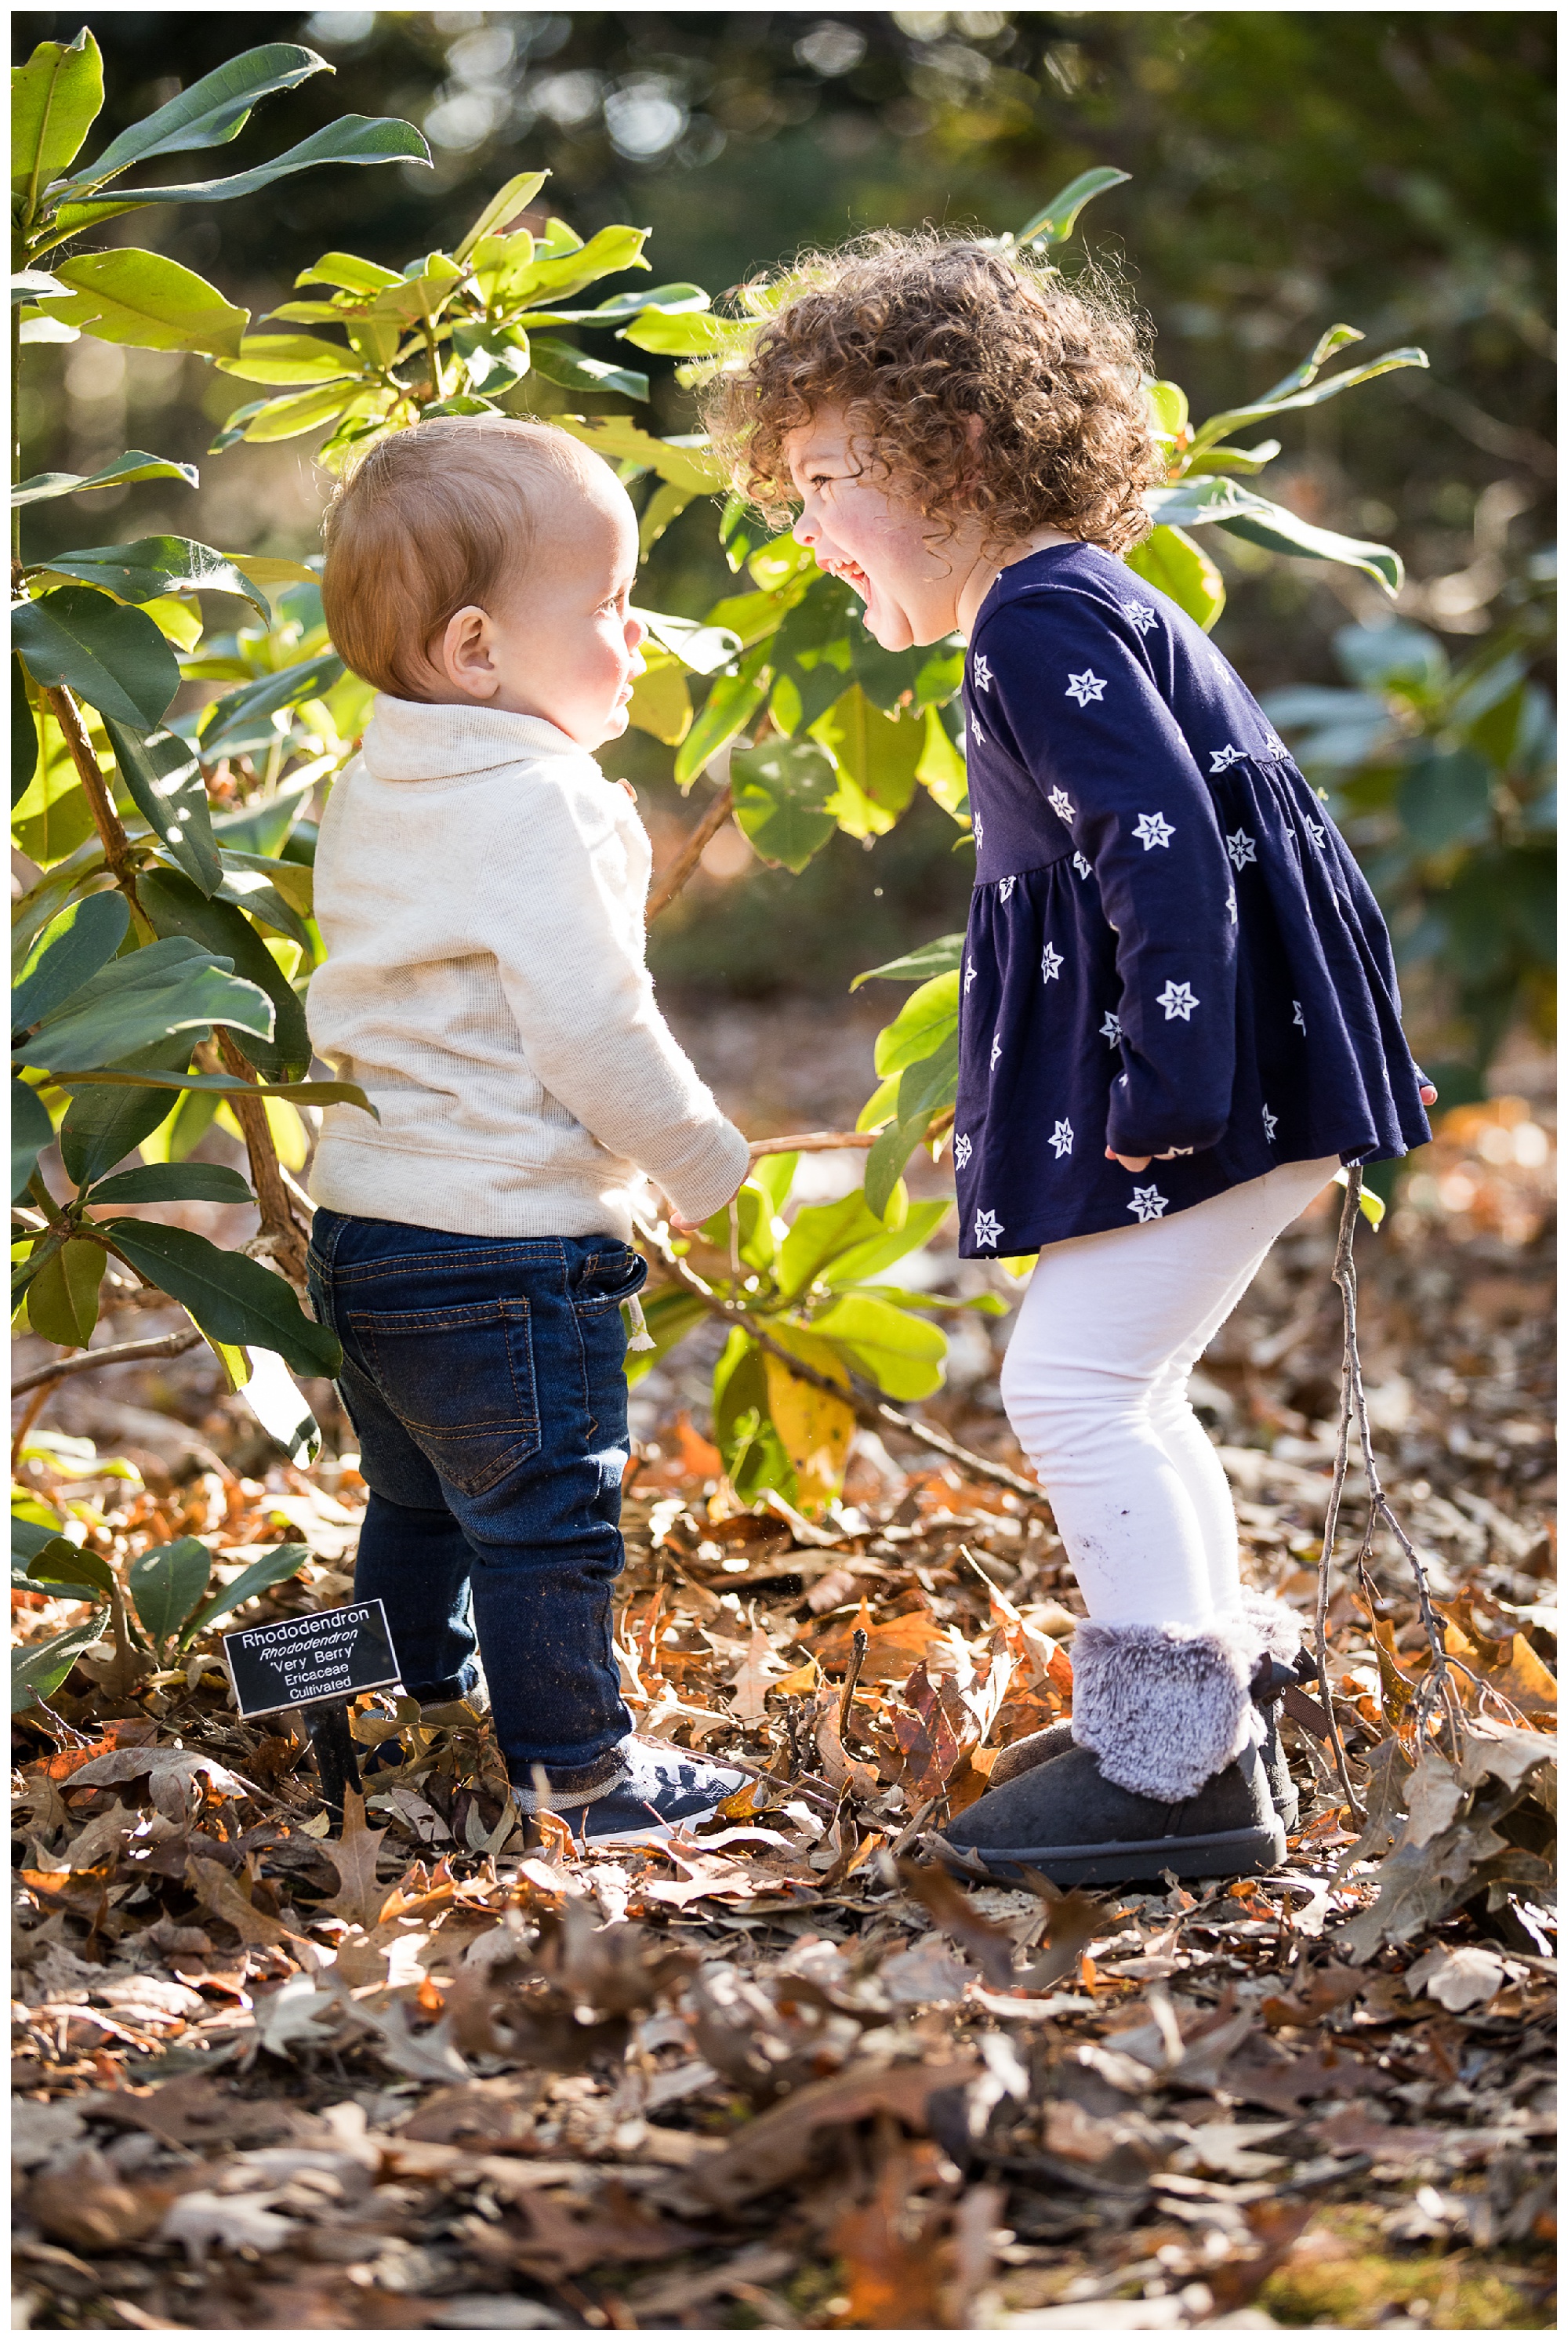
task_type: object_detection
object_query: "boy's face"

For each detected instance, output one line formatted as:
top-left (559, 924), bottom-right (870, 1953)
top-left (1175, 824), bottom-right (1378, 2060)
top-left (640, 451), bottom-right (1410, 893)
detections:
top-left (784, 406), bottom-right (982, 650)
top-left (435, 470), bottom-right (646, 748)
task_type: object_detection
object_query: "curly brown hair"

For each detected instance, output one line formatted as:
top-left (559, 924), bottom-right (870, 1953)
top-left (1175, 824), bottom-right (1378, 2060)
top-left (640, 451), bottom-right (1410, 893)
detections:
top-left (702, 231), bottom-right (1161, 556)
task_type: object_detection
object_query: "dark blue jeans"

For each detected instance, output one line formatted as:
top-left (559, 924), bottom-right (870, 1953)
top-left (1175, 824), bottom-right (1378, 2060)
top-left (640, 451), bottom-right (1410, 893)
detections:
top-left (306, 1211), bottom-right (647, 1795)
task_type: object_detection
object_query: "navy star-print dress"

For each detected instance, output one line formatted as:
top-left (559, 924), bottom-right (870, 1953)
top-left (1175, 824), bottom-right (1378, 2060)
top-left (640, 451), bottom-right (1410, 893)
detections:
top-left (953, 542), bottom-right (1431, 1259)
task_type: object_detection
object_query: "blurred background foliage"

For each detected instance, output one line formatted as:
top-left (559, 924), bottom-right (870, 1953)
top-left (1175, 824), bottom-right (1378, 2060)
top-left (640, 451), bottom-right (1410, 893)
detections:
top-left (13, 7), bottom-right (1555, 1078)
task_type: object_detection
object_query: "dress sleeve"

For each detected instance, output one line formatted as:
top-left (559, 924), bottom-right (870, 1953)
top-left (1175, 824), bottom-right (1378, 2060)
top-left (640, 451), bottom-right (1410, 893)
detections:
top-left (975, 590), bottom-right (1239, 1159)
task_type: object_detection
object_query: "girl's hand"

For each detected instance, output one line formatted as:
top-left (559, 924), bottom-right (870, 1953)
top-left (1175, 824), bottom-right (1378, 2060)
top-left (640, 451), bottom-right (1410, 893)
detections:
top-left (1105, 1146), bottom-right (1187, 1172)
top-left (1420, 1082), bottom-right (1438, 1107)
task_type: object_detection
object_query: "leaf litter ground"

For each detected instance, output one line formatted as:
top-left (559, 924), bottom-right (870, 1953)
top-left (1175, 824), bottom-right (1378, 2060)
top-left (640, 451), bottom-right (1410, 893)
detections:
top-left (12, 1094), bottom-right (1556, 2330)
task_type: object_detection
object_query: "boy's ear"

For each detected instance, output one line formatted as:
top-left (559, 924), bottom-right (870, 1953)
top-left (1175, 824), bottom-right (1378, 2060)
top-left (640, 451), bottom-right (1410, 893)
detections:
top-left (438, 604), bottom-right (499, 700)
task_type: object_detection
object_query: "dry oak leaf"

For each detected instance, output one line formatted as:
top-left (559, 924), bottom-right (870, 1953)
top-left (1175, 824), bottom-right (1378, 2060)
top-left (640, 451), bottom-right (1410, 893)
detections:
top-left (727, 1622), bottom-right (785, 1724)
top-left (829, 2143), bottom-right (952, 2329)
top-left (70, 1742), bottom-right (252, 1824)
top-left (24, 2157), bottom-right (176, 2252)
top-left (318, 1787), bottom-right (397, 1929)
top-left (679, 2056), bottom-right (981, 2212)
top-left (896, 1857), bottom-right (1018, 1987)
top-left (813, 1595), bottom-right (950, 1682)
top-left (490, 2181), bottom-right (710, 2284)
top-left (184, 1853), bottom-right (292, 1948)
top-left (1404, 1944), bottom-right (1510, 2013)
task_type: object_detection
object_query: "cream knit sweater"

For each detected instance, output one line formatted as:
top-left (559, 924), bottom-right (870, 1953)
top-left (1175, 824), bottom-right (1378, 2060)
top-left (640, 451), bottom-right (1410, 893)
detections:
top-left (306, 698), bottom-right (749, 1240)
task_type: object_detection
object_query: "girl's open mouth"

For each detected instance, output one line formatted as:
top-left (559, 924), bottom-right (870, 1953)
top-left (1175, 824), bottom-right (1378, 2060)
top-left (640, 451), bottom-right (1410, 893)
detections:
top-left (818, 553), bottom-right (871, 596)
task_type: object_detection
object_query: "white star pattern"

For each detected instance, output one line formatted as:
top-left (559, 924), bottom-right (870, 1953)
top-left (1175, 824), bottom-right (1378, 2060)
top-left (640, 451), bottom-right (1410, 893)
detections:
top-left (1262, 1105), bottom-right (1278, 1142)
top-left (954, 1132), bottom-right (972, 1170)
top-left (1072, 851), bottom-right (1092, 880)
top-left (1133, 811), bottom-right (1175, 851)
top-left (1292, 1000), bottom-right (1306, 1032)
top-left (1210, 744), bottom-right (1245, 774)
top-left (1050, 1118), bottom-right (1074, 1159)
top-left (1048, 786), bottom-right (1076, 822)
top-left (1040, 942), bottom-right (1064, 983)
top-left (972, 653), bottom-right (993, 691)
top-left (973, 814), bottom-right (983, 849)
top-left (1262, 733), bottom-right (1287, 758)
top-left (1157, 980), bottom-right (1200, 1022)
top-left (971, 718), bottom-right (985, 745)
top-left (1120, 599), bottom-right (1159, 634)
top-left (1226, 826), bottom-right (1258, 870)
top-left (1065, 669), bottom-right (1107, 708)
top-left (998, 874), bottom-right (1015, 903)
top-left (1226, 888), bottom-right (1238, 926)
top-left (1166, 1146), bottom-right (1195, 1156)
top-left (964, 957), bottom-right (977, 993)
top-left (1305, 818), bottom-right (1327, 849)
top-left (989, 1032), bottom-right (1002, 1071)
top-left (1099, 1009), bottom-right (1123, 1046)
top-left (1127, 1185), bottom-right (1169, 1222)
top-left (974, 1207), bottom-right (1004, 1248)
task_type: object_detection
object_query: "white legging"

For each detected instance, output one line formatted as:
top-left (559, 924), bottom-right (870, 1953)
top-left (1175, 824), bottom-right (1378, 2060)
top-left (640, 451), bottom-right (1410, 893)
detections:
top-left (999, 1156), bottom-right (1340, 1630)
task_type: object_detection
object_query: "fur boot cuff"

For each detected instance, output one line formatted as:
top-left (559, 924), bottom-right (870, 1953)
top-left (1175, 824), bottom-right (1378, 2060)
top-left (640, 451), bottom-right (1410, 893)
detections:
top-left (1237, 1590), bottom-right (1305, 1668)
top-left (1070, 1618), bottom-right (1264, 1802)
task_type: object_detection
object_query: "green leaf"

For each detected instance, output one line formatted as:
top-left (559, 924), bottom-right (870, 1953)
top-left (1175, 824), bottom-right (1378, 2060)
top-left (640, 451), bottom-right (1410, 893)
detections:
top-left (873, 971), bottom-right (960, 1077)
top-left (39, 249), bottom-right (247, 357)
top-left (137, 866), bottom-right (310, 1082)
top-left (12, 890), bottom-right (130, 1033)
top-left (26, 1235), bottom-right (107, 1348)
top-left (87, 1160), bottom-right (252, 1207)
top-left (13, 1610), bottom-right (109, 1712)
top-left (27, 534), bottom-right (271, 619)
top-left (11, 1078), bottom-right (53, 1200)
top-left (528, 337), bottom-right (648, 401)
top-left (216, 330), bottom-right (358, 385)
top-left (889, 1032), bottom-right (959, 1128)
top-left (810, 1291), bottom-right (946, 1400)
top-left (776, 1189), bottom-right (885, 1301)
top-left (128, 1537), bottom-right (212, 1652)
top-left (1398, 748), bottom-right (1494, 855)
top-left (20, 936), bottom-right (273, 1074)
top-left (209, 851), bottom-right (310, 948)
top-left (814, 685), bottom-right (920, 837)
top-left (199, 651), bottom-right (343, 760)
top-left (13, 659), bottom-right (40, 804)
top-left (1123, 524), bottom-right (1225, 633)
top-left (618, 308), bottom-right (727, 355)
top-left (11, 449), bottom-right (198, 508)
top-left (626, 656), bottom-right (691, 746)
top-left (450, 320), bottom-right (532, 394)
top-left (584, 281), bottom-right (710, 325)
top-left (1214, 501), bottom-right (1404, 597)
top-left (851, 933), bottom-right (965, 990)
top-left (1188, 347), bottom-right (1429, 455)
top-left (82, 115), bottom-right (430, 211)
top-left (637, 609), bottom-right (742, 676)
top-left (102, 717), bottom-right (223, 897)
top-left (1016, 165), bottom-right (1131, 246)
top-left (865, 1116), bottom-right (935, 1222)
top-left (822, 1200), bottom-right (953, 1290)
top-left (455, 169), bottom-right (550, 260)
top-left (498, 223), bottom-right (650, 310)
top-left (1145, 377), bottom-right (1189, 440)
top-left (296, 249), bottom-right (404, 295)
top-left (180, 1541), bottom-right (310, 1646)
top-left (101, 1219), bottom-right (341, 1377)
top-left (13, 586), bottom-right (180, 730)
top-left (53, 1065), bottom-right (372, 1113)
top-left (12, 28), bottom-right (103, 205)
top-left (57, 1034), bottom-right (191, 1186)
top-left (554, 415), bottom-right (724, 493)
top-left (673, 651), bottom-right (771, 789)
top-left (234, 381), bottom-right (360, 445)
top-left (1256, 323), bottom-right (1366, 406)
top-left (51, 42), bottom-right (328, 195)
top-left (25, 1541), bottom-right (114, 1600)
top-left (711, 1331), bottom-right (794, 1508)
top-left (731, 736), bottom-right (839, 873)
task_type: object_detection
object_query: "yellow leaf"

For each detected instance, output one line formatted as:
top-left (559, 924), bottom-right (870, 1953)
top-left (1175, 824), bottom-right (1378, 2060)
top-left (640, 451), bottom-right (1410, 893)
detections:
top-left (761, 1350), bottom-right (855, 1515)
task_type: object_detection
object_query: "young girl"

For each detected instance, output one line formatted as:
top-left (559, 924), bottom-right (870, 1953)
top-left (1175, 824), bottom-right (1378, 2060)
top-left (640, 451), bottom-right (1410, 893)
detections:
top-left (707, 234), bottom-right (1435, 1886)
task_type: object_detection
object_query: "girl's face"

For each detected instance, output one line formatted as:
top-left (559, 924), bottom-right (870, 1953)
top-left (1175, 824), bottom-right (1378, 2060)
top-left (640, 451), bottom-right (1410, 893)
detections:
top-left (784, 406), bottom-right (984, 650)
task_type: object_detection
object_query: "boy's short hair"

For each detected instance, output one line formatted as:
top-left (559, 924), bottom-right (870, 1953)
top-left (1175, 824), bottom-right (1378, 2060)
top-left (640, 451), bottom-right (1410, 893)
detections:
top-left (703, 231), bottom-right (1160, 556)
top-left (321, 416), bottom-right (601, 699)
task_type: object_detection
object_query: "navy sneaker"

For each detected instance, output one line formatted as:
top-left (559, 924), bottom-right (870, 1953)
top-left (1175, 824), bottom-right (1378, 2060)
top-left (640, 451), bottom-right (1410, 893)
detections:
top-left (554, 1738), bottom-right (749, 1847)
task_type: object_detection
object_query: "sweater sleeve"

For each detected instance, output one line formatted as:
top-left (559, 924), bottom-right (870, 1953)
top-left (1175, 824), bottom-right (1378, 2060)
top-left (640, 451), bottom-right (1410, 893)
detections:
top-left (975, 590), bottom-right (1240, 1158)
top-left (481, 772), bottom-right (749, 1222)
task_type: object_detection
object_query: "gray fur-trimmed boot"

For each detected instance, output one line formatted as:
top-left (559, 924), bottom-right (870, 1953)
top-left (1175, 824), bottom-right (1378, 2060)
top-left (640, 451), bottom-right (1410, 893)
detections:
top-left (980, 1593), bottom-right (1314, 1833)
top-left (935, 1616), bottom-right (1287, 1887)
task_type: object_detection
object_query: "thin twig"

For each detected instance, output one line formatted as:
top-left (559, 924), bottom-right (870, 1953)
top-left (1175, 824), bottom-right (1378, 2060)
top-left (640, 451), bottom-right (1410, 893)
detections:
top-left (646, 779), bottom-right (735, 921)
top-left (748, 1131), bottom-right (876, 1159)
top-left (1318, 1175), bottom-right (1367, 1818)
top-left (211, 1033), bottom-right (311, 1292)
top-left (42, 685), bottom-right (151, 935)
top-left (12, 1327), bottom-right (205, 1398)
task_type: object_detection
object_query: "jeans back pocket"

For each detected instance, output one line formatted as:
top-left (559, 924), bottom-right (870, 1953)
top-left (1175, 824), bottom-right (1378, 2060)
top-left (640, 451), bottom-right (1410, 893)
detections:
top-left (570, 1243), bottom-right (649, 1317)
top-left (349, 1298), bottom-right (539, 1496)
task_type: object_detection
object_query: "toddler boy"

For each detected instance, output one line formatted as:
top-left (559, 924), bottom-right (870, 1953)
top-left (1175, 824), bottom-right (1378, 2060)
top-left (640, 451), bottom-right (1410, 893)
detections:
top-left (307, 416), bottom-right (750, 1839)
